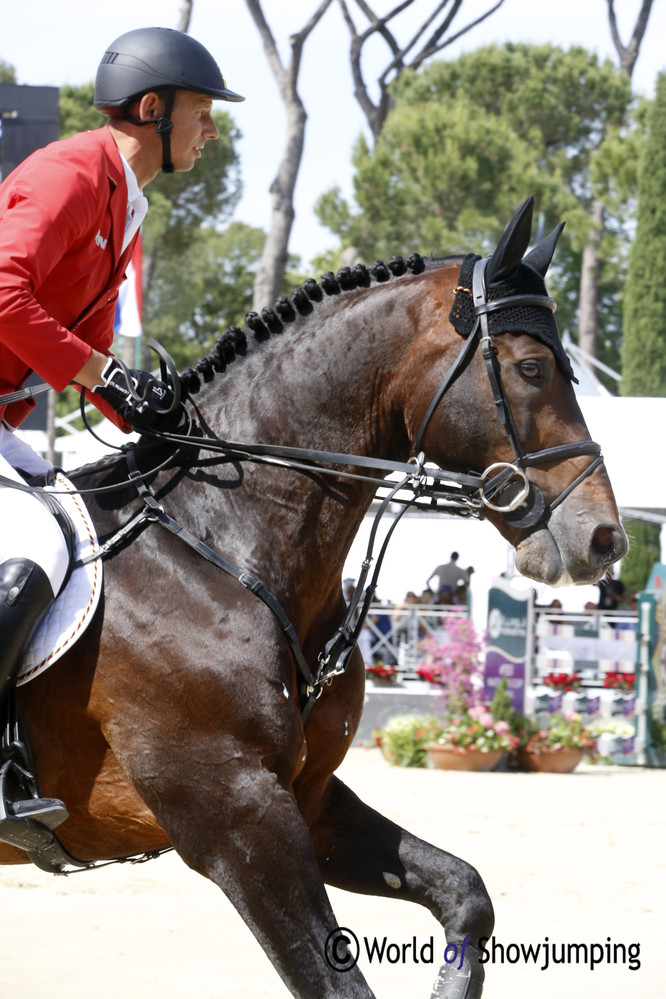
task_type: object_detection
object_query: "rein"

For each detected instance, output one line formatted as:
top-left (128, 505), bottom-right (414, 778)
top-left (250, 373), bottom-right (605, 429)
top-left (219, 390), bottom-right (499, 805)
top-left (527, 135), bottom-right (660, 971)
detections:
top-left (4, 255), bottom-right (606, 724)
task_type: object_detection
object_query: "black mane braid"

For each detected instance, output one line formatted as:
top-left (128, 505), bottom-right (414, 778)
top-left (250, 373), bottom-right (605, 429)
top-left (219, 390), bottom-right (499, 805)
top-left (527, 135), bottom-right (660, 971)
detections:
top-left (179, 255), bottom-right (426, 397)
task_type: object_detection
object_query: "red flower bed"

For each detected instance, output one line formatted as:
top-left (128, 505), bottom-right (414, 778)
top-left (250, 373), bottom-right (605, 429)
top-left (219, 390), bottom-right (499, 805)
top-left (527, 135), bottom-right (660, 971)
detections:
top-left (603, 672), bottom-right (635, 691)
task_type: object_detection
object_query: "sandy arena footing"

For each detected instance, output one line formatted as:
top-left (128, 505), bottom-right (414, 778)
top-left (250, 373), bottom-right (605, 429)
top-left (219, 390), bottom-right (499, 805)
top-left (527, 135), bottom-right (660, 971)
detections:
top-left (0, 749), bottom-right (663, 999)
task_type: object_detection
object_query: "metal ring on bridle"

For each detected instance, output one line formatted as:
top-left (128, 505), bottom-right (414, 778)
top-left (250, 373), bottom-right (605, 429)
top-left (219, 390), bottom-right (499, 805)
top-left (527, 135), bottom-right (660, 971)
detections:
top-left (481, 462), bottom-right (531, 513)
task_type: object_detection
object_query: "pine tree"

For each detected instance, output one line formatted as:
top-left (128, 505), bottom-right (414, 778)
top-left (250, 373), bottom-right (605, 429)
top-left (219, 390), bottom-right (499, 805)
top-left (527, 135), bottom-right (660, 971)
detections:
top-left (621, 71), bottom-right (666, 396)
top-left (620, 519), bottom-right (662, 593)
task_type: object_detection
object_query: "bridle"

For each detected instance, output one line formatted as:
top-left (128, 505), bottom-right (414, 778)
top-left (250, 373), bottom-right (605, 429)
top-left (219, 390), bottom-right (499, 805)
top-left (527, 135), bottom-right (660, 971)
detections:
top-left (414, 255), bottom-right (604, 535)
top-left (0, 260), bottom-right (606, 721)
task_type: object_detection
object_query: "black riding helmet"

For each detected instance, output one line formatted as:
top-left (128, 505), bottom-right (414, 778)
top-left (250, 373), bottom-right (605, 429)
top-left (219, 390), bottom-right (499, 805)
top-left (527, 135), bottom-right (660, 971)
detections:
top-left (94, 27), bottom-right (244, 174)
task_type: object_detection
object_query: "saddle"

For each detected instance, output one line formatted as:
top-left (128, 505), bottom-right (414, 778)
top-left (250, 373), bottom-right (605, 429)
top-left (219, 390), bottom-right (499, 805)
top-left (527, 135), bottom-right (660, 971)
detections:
top-left (19, 471), bottom-right (103, 683)
top-left (0, 471), bottom-right (102, 861)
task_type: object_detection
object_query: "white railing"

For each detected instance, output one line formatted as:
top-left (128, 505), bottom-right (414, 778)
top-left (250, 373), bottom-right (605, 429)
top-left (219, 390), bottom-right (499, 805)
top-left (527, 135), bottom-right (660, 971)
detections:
top-left (530, 606), bottom-right (638, 683)
top-left (359, 602), bottom-right (467, 673)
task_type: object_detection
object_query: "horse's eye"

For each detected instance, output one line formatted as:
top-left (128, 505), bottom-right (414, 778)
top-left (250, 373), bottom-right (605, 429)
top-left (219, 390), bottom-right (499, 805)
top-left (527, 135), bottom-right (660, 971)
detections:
top-left (519, 360), bottom-right (542, 380)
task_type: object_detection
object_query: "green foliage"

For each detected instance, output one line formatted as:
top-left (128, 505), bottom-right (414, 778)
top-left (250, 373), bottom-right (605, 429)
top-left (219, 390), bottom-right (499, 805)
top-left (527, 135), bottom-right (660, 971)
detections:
top-left (59, 84), bottom-right (101, 137)
top-left (316, 43), bottom-right (636, 363)
top-left (375, 714), bottom-right (438, 767)
top-left (0, 59), bottom-right (16, 83)
top-left (620, 520), bottom-right (662, 593)
top-left (521, 712), bottom-right (597, 754)
top-left (144, 222), bottom-right (265, 369)
top-left (490, 679), bottom-right (521, 735)
top-left (621, 71), bottom-right (666, 397)
top-left (139, 108), bottom-right (248, 368)
top-left (648, 714), bottom-right (666, 754)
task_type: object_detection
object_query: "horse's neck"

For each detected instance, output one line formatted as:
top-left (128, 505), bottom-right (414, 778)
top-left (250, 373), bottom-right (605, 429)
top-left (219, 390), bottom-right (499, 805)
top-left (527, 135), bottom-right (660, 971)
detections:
top-left (203, 284), bottom-right (419, 459)
top-left (179, 283), bottom-right (423, 602)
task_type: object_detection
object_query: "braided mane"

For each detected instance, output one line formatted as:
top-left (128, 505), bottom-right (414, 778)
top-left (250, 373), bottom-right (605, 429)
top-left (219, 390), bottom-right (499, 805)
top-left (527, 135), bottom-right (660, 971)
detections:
top-left (180, 254), bottom-right (432, 397)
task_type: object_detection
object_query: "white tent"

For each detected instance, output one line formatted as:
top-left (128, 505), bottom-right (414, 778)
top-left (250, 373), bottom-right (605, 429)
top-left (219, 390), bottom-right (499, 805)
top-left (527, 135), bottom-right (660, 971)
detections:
top-left (563, 333), bottom-right (666, 518)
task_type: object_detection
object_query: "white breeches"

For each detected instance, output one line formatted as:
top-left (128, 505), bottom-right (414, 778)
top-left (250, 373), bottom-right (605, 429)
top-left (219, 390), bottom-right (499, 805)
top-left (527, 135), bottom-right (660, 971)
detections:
top-left (0, 424), bottom-right (69, 596)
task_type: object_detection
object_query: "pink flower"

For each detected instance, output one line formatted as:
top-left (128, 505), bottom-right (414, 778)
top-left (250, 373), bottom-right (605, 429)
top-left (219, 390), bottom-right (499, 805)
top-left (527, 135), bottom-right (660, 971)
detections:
top-left (494, 721), bottom-right (510, 735)
top-left (479, 712), bottom-right (494, 729)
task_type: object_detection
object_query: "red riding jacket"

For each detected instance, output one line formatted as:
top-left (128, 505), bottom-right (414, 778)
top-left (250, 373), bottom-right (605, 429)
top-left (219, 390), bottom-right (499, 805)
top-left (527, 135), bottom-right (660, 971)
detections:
top-left (0, 126), bottom-right (138, 431)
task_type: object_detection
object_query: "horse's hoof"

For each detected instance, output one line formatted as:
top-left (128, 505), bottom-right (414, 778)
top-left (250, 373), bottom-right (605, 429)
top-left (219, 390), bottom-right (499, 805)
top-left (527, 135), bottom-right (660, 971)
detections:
top-left (430, 945), bottom-right (485, 999)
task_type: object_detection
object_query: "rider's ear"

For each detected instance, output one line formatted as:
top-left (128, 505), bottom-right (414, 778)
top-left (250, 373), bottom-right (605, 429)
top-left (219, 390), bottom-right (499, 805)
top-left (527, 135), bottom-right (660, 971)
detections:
top-left (523, 222), bottom-right (566, 278)
top-left (136, 91), bottom-right (162, 123)
top-left (485, 195), bottom-right (534, 286)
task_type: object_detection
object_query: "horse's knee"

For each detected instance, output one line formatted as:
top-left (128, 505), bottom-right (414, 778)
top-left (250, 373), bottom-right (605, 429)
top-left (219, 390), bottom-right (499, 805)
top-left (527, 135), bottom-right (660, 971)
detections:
top-left (444, 858), bottom-right (495, 942)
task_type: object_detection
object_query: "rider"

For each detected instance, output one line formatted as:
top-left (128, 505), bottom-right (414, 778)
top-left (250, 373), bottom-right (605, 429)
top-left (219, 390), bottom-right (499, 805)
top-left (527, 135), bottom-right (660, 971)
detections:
top-left (0, 27), bottom-right (244, 838)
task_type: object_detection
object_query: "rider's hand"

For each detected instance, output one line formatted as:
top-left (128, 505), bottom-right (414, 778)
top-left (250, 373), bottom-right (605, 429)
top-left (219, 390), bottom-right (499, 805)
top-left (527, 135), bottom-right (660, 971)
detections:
top-left (92, 357), bottom-right (180, 432)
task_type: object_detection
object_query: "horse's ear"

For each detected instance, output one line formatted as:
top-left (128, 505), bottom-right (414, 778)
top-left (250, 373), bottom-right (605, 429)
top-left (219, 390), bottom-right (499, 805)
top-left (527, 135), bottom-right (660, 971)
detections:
top-left (485, 196), bottom-right (535, 286)
top-left (523, 222), bottom-right (566, 277)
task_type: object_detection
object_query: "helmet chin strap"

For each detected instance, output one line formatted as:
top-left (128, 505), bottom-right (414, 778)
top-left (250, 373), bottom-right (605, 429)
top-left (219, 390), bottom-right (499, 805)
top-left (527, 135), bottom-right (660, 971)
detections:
top-left (155, 85), bottom-right (176, 175)
top-left (122, 85), bottom-right (176, 174)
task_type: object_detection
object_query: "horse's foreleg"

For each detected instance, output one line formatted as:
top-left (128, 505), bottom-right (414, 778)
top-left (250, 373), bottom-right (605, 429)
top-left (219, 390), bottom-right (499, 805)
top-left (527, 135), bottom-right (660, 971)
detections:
top-left (134, 765), bottom-right (376, 999)
top-left (308, 776), bottom-right (493, 999)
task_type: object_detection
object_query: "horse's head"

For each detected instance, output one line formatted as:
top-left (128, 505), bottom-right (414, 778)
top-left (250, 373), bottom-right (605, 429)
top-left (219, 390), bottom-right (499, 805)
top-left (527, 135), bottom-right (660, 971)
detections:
top-left (407, 197), bottom-right (627, 586)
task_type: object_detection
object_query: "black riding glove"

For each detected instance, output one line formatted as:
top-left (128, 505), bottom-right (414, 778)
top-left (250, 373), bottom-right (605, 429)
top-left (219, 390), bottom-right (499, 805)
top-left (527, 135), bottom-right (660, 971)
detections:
top-left (93, 357), bottom-right (181, 432)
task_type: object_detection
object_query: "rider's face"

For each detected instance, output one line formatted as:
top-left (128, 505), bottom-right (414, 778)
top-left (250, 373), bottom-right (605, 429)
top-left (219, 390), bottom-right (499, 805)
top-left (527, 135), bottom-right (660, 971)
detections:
top-left (168, 91), bottom-right (219, 172)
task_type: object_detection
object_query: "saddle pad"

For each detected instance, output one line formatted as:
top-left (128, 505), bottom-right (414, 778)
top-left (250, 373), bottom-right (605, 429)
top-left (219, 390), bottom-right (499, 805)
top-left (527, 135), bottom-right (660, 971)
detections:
top-left (18, 472), bottom-right (103, 684)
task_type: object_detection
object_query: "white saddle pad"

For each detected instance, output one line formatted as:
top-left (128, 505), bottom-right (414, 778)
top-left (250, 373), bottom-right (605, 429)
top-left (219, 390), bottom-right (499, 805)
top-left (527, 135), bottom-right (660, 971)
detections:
top-left (18, 472), bottom-right (103, 684)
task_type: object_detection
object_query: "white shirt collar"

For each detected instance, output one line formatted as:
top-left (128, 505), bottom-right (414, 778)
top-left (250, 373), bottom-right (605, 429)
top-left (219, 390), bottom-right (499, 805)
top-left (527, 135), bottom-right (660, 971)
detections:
top-left (120, 152), bottom-right (142, 203)
top-left (119, 153), bottom-right (148, 254)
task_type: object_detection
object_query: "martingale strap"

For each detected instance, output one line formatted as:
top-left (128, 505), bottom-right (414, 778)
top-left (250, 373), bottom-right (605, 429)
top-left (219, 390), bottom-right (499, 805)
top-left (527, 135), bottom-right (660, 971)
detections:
top-left (124, 449), bottom-right (322, 720)
top-left (123, 448), bottom-right (423, 723)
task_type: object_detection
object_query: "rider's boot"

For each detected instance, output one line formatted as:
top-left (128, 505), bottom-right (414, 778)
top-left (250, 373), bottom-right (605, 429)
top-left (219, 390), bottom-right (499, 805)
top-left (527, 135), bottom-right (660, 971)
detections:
top-left (0, 558), bottom-right (68, 844)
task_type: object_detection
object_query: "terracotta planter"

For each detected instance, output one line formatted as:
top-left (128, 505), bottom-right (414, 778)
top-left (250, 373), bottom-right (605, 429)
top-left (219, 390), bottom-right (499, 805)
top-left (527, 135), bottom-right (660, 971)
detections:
top-left (426, 744), bottom-right (503, 772)
top-left (517, 747), bottom-right (583, 773)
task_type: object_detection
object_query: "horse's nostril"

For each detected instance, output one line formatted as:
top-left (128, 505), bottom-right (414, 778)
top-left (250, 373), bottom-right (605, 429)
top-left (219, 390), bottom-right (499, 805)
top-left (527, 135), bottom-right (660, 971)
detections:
top-left (591, 523), bottom-right (628, 562)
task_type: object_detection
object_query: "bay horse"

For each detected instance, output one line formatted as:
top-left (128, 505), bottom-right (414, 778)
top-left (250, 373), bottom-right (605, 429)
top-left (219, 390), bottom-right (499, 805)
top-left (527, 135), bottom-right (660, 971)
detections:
top-left (0, 198), bottom-right (626, 998)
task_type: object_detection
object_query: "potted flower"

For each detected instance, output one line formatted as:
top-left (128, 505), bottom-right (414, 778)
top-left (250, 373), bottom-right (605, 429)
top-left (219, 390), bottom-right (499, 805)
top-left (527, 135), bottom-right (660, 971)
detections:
top-left (425, 705), bottom-right (519, 772)
top-left (542, 672), bottom-right (582, 693)
top-left (365, 662), bottom-right (400, 685)
top-left (415, 664), bottom-right (443, 685)
top-left (516, 712), bottom-right (597, 773)
top-left (603, 672), bottom-right (636, 692)
top-left (416, 618), bottom-right (484, 715)
top-left (374, 714), bottom-right (439, 767)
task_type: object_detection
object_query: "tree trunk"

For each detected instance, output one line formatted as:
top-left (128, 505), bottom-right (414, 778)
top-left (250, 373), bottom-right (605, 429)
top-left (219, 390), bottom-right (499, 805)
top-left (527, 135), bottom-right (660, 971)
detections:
top-left (245, 0), bottom-right (335, 310)
top-left (252, 100), bottom-right (307, 310)
top-left (248, 0), bottom-right (505, 305)
top-left (581, 0), bottom-right (656, 367)
top-left (606, 0), bottom-right (654, 79)
top-left (340, 0), bottom-right (506, 145)
top-left (177, 0), bottom-right (193, 33)
top-left (578, 198), bottom-right (604, 368)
